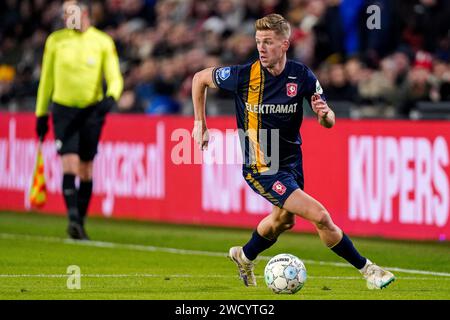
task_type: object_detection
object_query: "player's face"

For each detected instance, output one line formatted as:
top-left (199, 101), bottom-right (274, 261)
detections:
top-left (62, 1), bottom-right (89, 30)
top-left (255, 30), bottom-right (289, 68)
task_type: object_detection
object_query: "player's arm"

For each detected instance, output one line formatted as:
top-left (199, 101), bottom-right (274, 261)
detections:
top-left (35, 35), bottom-right (55, 118)
top-left (304, 66), bottom-right (335, 128)
top-left (103, 37), bottom-right (123, 103)
top-left (311, 93), bottom-right (335, 128)
top-left (191, 67), bottom-right (217, 150)
top-left (35, 35), bottom-right (55, 140)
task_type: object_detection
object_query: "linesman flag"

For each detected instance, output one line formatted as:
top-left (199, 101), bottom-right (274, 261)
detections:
top-left (29, 141), bottom-right (47, 208)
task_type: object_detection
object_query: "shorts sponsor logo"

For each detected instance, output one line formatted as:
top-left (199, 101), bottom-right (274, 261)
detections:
top-left (272, 180), bottom-right (286, 195)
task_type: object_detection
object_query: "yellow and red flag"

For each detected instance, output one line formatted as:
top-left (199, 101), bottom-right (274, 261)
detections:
top-left (29, 142), bottom-right (47, 208)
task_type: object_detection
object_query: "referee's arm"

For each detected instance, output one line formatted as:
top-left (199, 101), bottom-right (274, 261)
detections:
top-left (103, 38), bottom-right (123, 101)
top-left (35, 35), bottom-right (55, 117)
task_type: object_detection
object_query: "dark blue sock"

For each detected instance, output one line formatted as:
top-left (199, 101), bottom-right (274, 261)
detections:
top-left (243, 230), bottom-right (277, 261)
top-left (331, 233), bottom-right (367, 269)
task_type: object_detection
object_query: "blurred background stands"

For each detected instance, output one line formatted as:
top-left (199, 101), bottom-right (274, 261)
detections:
top-left (0, 0), bottom-right (449, 119)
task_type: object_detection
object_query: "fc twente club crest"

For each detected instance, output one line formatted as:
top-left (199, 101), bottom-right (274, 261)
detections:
top-left (272, 181), bottom-right (287, 195)
top-left (286, 83), bottom-right (297, 97)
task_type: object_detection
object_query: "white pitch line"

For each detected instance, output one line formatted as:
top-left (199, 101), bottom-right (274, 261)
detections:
top-left (1, 232), bottom-right (449, 277)
top-left (0, 274), bottom-right (448, 281)
top-left (0, 274), bottom-right (232, 278)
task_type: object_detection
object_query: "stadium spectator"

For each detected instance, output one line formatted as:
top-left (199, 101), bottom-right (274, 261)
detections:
top-left (310, 1), bottom-right (344, 68)
top-left (399, 0), bottom-right (449, 55)
top-left (360, 0), bottom-right (398, 63)
top-left (344, 57), bottom-right (364, 87)
top-left (133, 58), bottom-right (158, 111)
top-left (116, 89), bottom-right (143, 113)
top-left (397, 51), bottom-right (435, 117)
top-left (145, 57), bottom-right (182, 114)
top-left (432, 59), bottom-right (450, 101)
top-left (323, 63), bottom-right (359, 102)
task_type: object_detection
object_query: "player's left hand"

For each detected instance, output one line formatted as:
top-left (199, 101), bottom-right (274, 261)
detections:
top-left (192, 120), bottom-right (209, 151)
top-left (311, 93), bottom-right (330, 118)
top-left (98, 96), bottom-right (116, 116)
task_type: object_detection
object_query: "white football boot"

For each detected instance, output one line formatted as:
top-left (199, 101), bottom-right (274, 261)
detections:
top-left (228, 246), bottom-right (257, 287)
top-left (360, 259), bottom-right (395, 289)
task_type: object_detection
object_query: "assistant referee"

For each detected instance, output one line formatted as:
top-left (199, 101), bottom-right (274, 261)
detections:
top-left (35, 0), bottom-right (123, 240)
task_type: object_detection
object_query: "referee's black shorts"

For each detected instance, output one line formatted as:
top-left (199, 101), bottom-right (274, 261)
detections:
top-left (52, 101), bottom-right (107, 161)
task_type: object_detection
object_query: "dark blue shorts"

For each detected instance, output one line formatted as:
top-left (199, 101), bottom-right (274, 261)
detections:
top-left (243, 164), bottom-right (304, 208)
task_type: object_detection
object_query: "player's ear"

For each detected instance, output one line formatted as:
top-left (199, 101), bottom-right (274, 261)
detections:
top-left (282, 39), bottom-right (290, 52)
top-left (82, 6), bottom-right (90, 19)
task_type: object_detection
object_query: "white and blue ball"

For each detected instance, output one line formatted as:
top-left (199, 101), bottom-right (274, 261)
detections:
top-left (264, 253), bottom-right (307, 294)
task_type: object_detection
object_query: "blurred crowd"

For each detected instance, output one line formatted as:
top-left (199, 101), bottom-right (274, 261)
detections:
top-left (0, 0), bottom-right (449, 118)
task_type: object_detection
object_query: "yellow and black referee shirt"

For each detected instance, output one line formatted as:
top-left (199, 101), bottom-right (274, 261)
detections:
top-left (35, 27), bottom-right (123, 116)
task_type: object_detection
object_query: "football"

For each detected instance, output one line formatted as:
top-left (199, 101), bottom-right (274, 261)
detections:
top-left (264, 253), bottom-right (307, 294)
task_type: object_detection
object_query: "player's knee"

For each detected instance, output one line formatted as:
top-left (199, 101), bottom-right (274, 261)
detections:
top-left (78, 162), bottom-right (93, 180)
top-left (275, 213), bottom-right (295, 231)
top-left (270, 221), bottom-right (294, 237)
top-left (62, 154), bottom-right (79, 174)
top-left (78, 169), bottom-right (92, 180)
top-left (314, 209), bottom-right (332, 230)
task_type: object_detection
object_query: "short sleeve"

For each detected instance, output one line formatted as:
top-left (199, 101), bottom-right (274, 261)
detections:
top-left (304, 67), bottom-right (326, 104)
top-left (212, 66), bottom-right (240, 93)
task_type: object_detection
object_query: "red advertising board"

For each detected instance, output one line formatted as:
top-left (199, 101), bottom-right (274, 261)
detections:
top-left (1, 112), bottom-right (449, 240)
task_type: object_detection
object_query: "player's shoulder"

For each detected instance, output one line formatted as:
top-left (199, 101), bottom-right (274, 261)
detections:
top-left (217, 61), bottom-right (254, 74)
top-left (88, 27), bottom-right (114, 42)
top-left (287, 59), bottom-right (313, 78)
top-left (214, 61), bottom-right (253, 83)
top-left (46, 28), bottom-right (71, 44)
top-left (239, 60), bottom-right (257, 71)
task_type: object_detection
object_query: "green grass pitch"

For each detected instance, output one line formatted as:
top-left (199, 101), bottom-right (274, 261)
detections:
top-left (0, 211), bottom-right (449, 300)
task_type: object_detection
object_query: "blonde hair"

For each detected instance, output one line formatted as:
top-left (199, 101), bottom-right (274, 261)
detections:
top-left (255, 14), bottom-right (291, 39)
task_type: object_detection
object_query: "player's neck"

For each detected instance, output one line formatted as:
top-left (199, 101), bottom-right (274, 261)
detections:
top-left (265, 55), bottom-right (287, 77)
top-left (80, 21), bottom-right (91, 32)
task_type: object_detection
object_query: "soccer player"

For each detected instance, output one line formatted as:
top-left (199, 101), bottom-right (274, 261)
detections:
top-left (191, 14), bottom-right (395, 289)
top-left (35, 0), bottom-right (123, 240)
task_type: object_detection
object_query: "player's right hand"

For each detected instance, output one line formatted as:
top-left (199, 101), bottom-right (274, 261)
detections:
top-left (98, 96), bottom-right (116, 116)
top-left (36, 115), bottom-right (49, 141)
top-left (192, 120), bottom-right (209, 151)
top-left (311, 93), bottom-right (329, 118)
